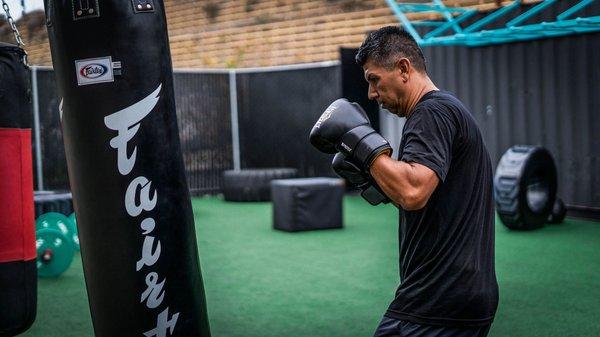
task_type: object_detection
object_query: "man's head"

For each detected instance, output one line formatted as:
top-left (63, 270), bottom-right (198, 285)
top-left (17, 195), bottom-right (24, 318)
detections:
top-left (355, 26), bottom-right (429, 117)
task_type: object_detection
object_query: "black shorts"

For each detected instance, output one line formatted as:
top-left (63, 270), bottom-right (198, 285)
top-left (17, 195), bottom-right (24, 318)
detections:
top-left (374, 316), bottom-right (491, 337)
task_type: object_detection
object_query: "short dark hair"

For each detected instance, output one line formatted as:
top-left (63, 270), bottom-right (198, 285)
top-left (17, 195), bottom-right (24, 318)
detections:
top-left (355, 26), bottom-right (427, 73)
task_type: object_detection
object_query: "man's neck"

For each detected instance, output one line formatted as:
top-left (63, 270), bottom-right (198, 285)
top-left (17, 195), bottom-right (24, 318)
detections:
top-left (405, 76), bottom-right (438, 118)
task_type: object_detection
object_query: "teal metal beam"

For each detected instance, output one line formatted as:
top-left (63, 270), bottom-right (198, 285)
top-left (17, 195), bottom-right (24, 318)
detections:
top-left (506, 0), bottom-right (557, 27)
top-left (463, 0), bottom-right (521, 33)
top-left (385, 0), bottom-right (600, 48)
top-left (433, 0), bottom-right (465, 33)
top-left (557, 0), bottom-right (596, 20)
top-left (396, 3), bottom-right (470, 13)
top-left (388, 0), bottom-right (474, 38)
top-left (424, 9), bottom-right (477, 38)
top-left (421, 15), bottom-right (600, 47)
top-left (384, 0), bottom-right (424, 43)
top-left (412, 21), bottom-right (444, 27)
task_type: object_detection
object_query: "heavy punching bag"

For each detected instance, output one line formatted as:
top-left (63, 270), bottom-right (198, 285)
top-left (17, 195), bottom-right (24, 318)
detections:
top-left (0, 43), bottom-right (37, 336)
top-left (44, 1), bottom-right (211, 336)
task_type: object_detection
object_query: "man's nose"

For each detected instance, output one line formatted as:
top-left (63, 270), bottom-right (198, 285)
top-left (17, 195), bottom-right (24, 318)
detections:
top-left (368, 85), bottom-right (378, 100)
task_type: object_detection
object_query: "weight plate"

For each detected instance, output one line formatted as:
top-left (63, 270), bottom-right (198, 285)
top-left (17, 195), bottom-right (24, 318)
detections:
top-left (68, 212), bottom-right (80, 251)
top-left (36, 212), bottom-right (74, 247)
top-left (36, 228), bottom-right (74, 277)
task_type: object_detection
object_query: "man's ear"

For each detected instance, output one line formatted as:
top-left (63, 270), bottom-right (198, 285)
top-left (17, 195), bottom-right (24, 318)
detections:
top-left (396, 58), bottom-right (411, 81)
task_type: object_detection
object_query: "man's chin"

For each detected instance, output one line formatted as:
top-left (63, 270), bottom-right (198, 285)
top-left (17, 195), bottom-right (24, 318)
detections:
top-left (379, 104), bottom-right (402, 116)
top-left (380, 104), bottom-right (393, 112)
top-left (385, 106), bottom-right (401, 116)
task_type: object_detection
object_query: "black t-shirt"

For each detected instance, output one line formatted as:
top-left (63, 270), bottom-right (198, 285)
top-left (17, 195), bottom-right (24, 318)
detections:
top-left (385, 90), bottom-right (499, 327)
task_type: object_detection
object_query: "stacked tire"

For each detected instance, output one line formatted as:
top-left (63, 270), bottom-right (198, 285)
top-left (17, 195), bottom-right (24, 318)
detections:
top-left (223, 168), bottom-right (298, 201)
top-left (494, 145), bottom-right (558, 230)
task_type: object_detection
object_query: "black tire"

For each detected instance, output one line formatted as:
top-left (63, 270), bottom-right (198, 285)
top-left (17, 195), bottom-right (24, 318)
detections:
top-left (547, 197), bottom-right (567, 224)
top-left (222, 168), bottom-right (298, 201)
top-left (494, 145), bottom-right (557, 230)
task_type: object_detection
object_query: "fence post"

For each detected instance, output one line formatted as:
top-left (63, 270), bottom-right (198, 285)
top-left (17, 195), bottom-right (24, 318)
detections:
top-left (229, 69), bottom-right (241, 171)
top-left (30, 66), bottom-right (44, 191)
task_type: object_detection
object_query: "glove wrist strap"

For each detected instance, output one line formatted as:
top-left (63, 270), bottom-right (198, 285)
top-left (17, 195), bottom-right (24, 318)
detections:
top-left (338, 125), bottom-right (373, 154)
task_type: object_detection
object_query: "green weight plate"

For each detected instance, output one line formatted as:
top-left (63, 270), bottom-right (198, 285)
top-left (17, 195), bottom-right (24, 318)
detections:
top-left (36, 211), bottom-right (70, 224)
top-left (67, 212), bottom-right (80, 252)
top-left (36, 228), bottom-right (74, 278)
top-left (68, 212), bottom-right (76, 225)
top-left (36, 212), bottom-right (73, 246)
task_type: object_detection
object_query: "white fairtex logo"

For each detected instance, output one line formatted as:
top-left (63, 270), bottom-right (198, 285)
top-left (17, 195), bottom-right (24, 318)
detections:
top-left (314, 104), bottom-right (337, 129)
top-left (75, 56), bottom-right (114, 86)
top-left (104, 84), bottom-right (179, 337)
top-left (80, 63), bottom-right (107, 79)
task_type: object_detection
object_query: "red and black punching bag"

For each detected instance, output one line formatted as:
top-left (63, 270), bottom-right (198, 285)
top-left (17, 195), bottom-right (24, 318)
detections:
top-left (0, 43), bottom-right (37, 336)
top-left (44, 1), bottom-right (211, 336)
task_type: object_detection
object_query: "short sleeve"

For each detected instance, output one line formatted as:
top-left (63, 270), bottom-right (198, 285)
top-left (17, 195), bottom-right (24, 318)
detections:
top-left (400, 106), bottom-right (456, 182)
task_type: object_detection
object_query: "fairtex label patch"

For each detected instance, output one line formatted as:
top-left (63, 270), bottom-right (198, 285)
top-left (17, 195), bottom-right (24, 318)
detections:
top-left (75, 57), bottom-right (114, 86)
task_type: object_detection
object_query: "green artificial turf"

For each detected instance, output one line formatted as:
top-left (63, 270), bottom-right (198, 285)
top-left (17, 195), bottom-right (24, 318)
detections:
top-left (21, 196), bottom-right (600, 337)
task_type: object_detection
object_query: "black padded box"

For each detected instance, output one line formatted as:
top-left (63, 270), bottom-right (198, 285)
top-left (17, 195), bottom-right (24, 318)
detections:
top-left (271, 178), bottom-right (344, 232)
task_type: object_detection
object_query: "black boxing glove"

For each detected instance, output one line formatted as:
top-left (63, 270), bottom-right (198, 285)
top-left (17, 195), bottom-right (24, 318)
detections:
top-left (310, 99), bottom-right (392, 171)
top-left (332, 153), bottom-right (389, 206)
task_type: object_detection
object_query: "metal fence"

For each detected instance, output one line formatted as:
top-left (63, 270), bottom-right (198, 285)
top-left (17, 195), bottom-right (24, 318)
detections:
top-left (173, 71), bottom-right (233, 195)
top-left (30, 62), bottom-right (340, 195)
top-left (235, 63), bottom-right (340, 177)
top-left (32, 67), bottom-right (65, 191)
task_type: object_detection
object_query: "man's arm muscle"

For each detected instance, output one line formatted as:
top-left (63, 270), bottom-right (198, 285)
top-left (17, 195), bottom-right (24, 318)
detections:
top-left (369, 155), bottom-right (439, 210)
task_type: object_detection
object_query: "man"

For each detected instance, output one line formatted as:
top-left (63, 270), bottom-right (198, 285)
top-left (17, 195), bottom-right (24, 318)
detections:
top-left (309, 26), bottom-right (498, 337)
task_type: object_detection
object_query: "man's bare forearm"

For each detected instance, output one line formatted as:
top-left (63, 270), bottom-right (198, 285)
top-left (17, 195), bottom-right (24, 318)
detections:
top-left (369, 155), bottom-right (438, 210)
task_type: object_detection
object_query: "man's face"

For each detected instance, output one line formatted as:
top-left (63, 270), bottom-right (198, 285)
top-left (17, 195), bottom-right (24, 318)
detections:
top-left (363, 58), bottom-right (409, 117)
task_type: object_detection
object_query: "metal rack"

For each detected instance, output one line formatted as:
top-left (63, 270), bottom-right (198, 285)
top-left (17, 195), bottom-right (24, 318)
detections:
top-left (385, 0), bottom-right (600, 46)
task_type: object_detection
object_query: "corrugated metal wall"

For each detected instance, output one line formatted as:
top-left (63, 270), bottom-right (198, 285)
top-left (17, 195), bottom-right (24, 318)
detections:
top-left (420, 32), bottom-right (600, 209)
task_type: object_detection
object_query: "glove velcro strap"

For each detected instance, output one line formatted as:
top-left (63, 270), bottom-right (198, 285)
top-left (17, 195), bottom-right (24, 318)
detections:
top-left (354, 133), bottom-right (392, 168)
top-left (338, 125), bottom-right (374, 155)
top-left (361, 184), bottom-right (390, 205)
top-left (332, 153), bottom-right (369, 187)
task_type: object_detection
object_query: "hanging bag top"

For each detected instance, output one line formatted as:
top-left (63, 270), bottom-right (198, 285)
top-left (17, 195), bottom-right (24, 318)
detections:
top-left (1, 0), bottom-right (27, 65)
top-left (0, 43), bottom-right (31, 127)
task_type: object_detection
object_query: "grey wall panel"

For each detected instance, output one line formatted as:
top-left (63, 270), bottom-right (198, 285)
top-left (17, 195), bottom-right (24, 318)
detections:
top-left (421, 32), bottom-right (600, 209)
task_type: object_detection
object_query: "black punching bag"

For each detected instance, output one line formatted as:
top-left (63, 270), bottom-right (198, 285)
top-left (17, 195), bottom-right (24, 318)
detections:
top-left (43, 1), bottom-right (211, 336)
top-left (0, 43), bottom-right (37, 336)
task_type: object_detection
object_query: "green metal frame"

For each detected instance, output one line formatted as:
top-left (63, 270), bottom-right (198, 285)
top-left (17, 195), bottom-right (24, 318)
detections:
top-left (385, 0), bottom-right (600, 47)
